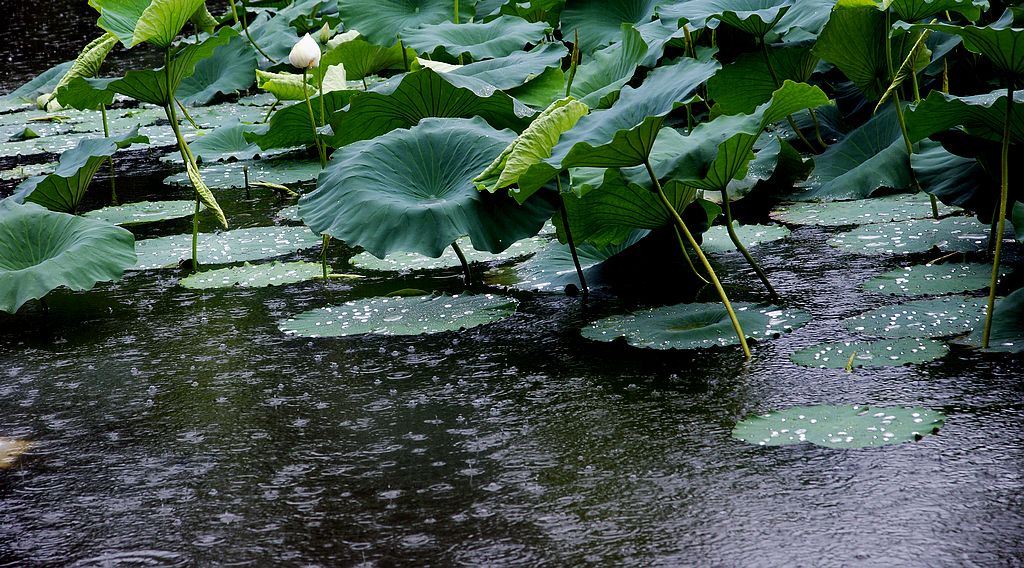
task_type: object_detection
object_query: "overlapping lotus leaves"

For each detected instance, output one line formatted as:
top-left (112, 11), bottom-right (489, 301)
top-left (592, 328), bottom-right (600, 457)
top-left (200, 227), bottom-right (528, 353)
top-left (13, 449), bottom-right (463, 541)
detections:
top-left (338, 0), bottom-right (474, 46)
top-left (132, 226), bottom-right (321, 269)
top-left (912, 140), bottom-right (989, 212)
top-left (707, 43), bottom-right (818, 115)
top-left (967, 286), bottom-right (1024, 352)
top-left (184, 121), bottom-right (281, 162)
top-left (83, 200), bottom-right (198, 226)
top-left (350, 235), bottom-right (550, 272)
top-left (843, 295), bottom-right (987, 338)
top-left (179, 261), bottom-right (341, 289)
top-left (404, 16), bottom-right (549, 60)
top-left (90, 0), bottom-right (205, 48)
top-left (11, 128), bottom-right (148, 213)
top-left (733, 405), bottom-right (945, 448)
top-left (165, 158), bottom-right (321, 189)
top-left (560, 0), bottom-right (660, 53)
top-left (324, 68), bottom-right (536, 148)
top-left (301, 117), bottom-right (557, 259)
top-left (909, 14), bottom-right (1024, 79)
top-left (905, 89), bottom-right (1024, 144)
top-left (863, 263), bottom-right (1006, 295)
top-left (661, 0), bottom-right (792, 37)
top-left (828, 216), bottom-right (993, 255)
top-left (493, 230), bottom-right (648, 292)
top-left (246, 91), bottom-right (357, 150)
top-left (771, 192), bottom-right (957, 226)
top-left (700, 223), bottom-right (791, 253)
top-left (318, 35), bottom-right (417, 81)
top-left (883, 0), bottom-right (987, 22)
top-left (177, 33), bottom-right (257, 105)
top-left (513, 57), bottom-right (721, 196)
top-left (568, 25), bottom-right (648, 108)
top-left (791, 338), bottom-right (949, 367)
top-left (279, 293), bottom-right (518, 338)
top-left (40, 32), bottom-right (119, 110)
top-left (581, 302), bottom-right (810, 350)
top-left (451, 43), bottom-right (568, 91)
top-left (0, 61), bottom-right (73, 112)
top-left (0, 201), bottom-right (136, 313)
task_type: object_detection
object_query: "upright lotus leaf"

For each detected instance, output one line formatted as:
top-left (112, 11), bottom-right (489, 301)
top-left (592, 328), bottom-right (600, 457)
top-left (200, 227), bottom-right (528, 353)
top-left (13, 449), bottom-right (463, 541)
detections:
top-left (324, 68), bottom-right (536, 148)
top-left (798, 104), bottom-right (913, 199)
top-left (967, 286), bottom-right (1024, 352)
top-left (403, 16), bottom-right (550, 60)
top-left (189, 2), bottom-right (218, 34)
top-left (301, 117), bottom-right (557, 259)
top-left (246, 91), bottom-right (357, 150)
top-left (569, 24), bottom-right (648, 108)
top-left (240, 10), bottom-right (299, 64)
top-left (177, 33), bottom-right (258, 105)
top-left (0, 61), bottom-right (73, 111)
top-left (90, 0), bottom-right (206, 48)
top-left (0, 201), bottom-right (136, 313)
top-left (11, 128), bottom-right (148, 213)
top-left (475, 97), bottom-right (590, 201)
top-left (495, 229), bottom-right (648, 291)
top-left (499, 0), bottom-right (564, 27)
top-left (912, 139), bottom-right (991, 211)
top-left (187, 121), bottom-right (271, 162)
top-left (338, 0), bottom-right (474, 46)
top-left (255, 69), bottom-right (317, 101)
top-left (560, 0), bottom-right (660, 53)
top-left (318, 35), bottom-right (418, 81)
top-left (707, 42), bottom-right (818, 115)
top-left (665, 0), bottom-right (792, 36)
top-left (910, 15), bottom-right (1024, 80)
top-left (733, 405), bottom-right (945, 448)
top-left (451, 43), bottom-right (568, 90)
top-left (882, 0), bottom-right (988, 22)
top-left (514, 57), bottom-right (721, 195)
top-left (905, 89), bottom-right (1024, 144)
top-left (39, 32), bottom-right (119, 110)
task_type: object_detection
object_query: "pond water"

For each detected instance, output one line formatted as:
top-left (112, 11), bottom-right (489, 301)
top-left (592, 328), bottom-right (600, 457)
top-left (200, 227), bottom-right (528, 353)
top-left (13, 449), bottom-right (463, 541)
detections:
top-left (2, 4), bottom-right (1024, 567)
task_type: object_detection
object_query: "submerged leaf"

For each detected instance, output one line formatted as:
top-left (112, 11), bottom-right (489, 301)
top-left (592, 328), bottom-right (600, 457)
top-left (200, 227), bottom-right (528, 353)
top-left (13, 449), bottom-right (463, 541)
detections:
top-left (700, 223), bottom-right (791, 254)
top-left (772, 192), bottom-right (958, 226)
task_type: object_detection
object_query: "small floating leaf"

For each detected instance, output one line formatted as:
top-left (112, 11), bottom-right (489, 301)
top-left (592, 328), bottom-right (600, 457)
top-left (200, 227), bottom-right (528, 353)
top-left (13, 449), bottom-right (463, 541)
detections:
top-left (828, 216), bottom-right (993, 256)
top-left (863, 263), bottom-right (1009, 296)
top-left (772, 193), bottom-right (958, 227)
top-left (132, 226), bottom-right (320, 270)
top-left (279, 294), bottom-right (518, 338)
top-left (791, 338), bottom-right (948, 368)
top-left (733, 405), bottom-right (945, 448)
top-left (82, 200), bottom-right (198, 226)
top-left (700, 223), bottom-right (791, 254)
top-left (843, 296), bottom-right (987, 339)
top-left (179, 261), bottom-right (353, 289)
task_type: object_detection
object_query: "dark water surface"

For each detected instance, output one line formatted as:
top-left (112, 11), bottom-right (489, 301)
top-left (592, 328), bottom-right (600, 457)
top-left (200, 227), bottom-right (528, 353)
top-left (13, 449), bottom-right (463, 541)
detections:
top-left (2, 3), bottom-right (1023, 567)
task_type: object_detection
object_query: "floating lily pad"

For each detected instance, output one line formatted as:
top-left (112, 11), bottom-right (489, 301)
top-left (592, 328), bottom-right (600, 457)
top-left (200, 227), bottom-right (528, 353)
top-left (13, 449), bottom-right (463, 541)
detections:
top-left (700, 223), bottom-right (791, 254)
top-left (790, 338), bottom-right (949, 368)
top-left (82, 200), bottom-right (198, 226)
top-left (279, 294), bottom-right (518, 338)
top-left (733, 405), bottom-right (945, 448)
top-left (967, 287), bottom-right (1024, 352)
top-left (863, 263), bottom-right (1009, 296)
top-left (164, 158), bottom-right (321, 190)
top-left (843, 296), bottom-right (986, 339)
top-left (771, 193), bottom-right (959, 227)
top-left (133, 226), bottom-right (321, 269)
top-left (827, 216), bottom-right (993, 256)
top-left (581, 302), bottom-right (811, 350)
top-left (179, 261), bottom-right (351, 289)
top-left (276, 205), bottom-right (301, 222)
top-left (0, 438), bottom-right (32, 469)
top-left (349, 235), bottom-right (549, 272)
top-left (0, 161), bottom-right (56, 181)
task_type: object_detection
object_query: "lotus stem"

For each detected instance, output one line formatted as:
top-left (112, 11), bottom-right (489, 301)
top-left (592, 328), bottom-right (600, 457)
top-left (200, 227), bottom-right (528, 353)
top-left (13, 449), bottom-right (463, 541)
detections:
top-left (720, 188), bottom-right (780, 302)
top-left (243, 165), bottom-right (250, 198)
top-left (760, 36), bottom-right (817, 152)
top-left (890, 93), bottom-right (940, 218)
top-left (557, 188), bottom-right (589, 296)
top-left (230, 0), bottom-right (277, 64)
top-left (302, 69), bottom-right (327, 168)
top-left (165, 47), bottom-right (200, 272)
top-left (176, 97), bottom-right (199, 130)
top-left (320, 235), bottom-right (330, 279)
top-left (674, 225), bottom-right (709, 285)
top-left (453, 0), bottom-right (459, 23)
top-left (451, 241), bottom-right (472, 285)
top-left (565, 30), bottom-right (581, 98)
top-left (399, 36), bottom-right (409, 72)
top-left (101, 103), bottom-right (118, 205)
top-left (644, 159), bottom-right (751, 360)
top-left (263, 99), bottom-right (278, 123)
top-left (982, 85), bottom-right (1014, 349)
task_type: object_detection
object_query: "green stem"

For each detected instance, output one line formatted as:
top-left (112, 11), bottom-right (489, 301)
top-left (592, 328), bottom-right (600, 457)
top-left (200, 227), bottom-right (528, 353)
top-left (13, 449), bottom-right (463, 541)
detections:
top-left (982, 85), bottom-right (1014, 349)
top-left (101, 103), bottom-right (118, 205)
top-left (320, 235), bottom-right (330, 279)
top-left (720, 188), bottom-right (779, 302)
top-left (760, 36), bottom-right (816, 152)
top-left (302, 69), bottom-right (327, 168)
top-left (451, 241), bottom-right (472, 285)
top-left (399, 36), bottom-right (409, 72)
top-left (176, 97), bottom-right (199, 130)
top-left (673, 224), bottom-right (709, 284)
top-left (231, 0), bottom-right (277, 64)
top-left (165, 47), bottom-right (200, 272)
top-left (263, 99), bottom-right (278, 123)
top-left (644, 159), bottom-right (751, 360)
top-left (891, 93), bottom-right (939, 218)
top-left (565, 30), bottom-right (581, 99)
top-left (556, 178), bottom-right (588, 296)
top-left (453, 0), bottom-right (459, 23)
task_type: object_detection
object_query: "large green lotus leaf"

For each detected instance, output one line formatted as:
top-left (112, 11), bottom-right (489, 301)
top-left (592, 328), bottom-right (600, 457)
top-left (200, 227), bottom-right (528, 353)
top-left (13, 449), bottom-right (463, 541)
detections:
top-left (0, 201), bottom-right (136, 313)
top-left (90, 0), bottom-right (205, 48)
top-left (905, 89), bottom-right (1024, 145)
top-left (0, 61), bottom-right (73, 111)
top-left (41, 33), bottom-right (120, 110)
top-left (912, 140), bottom-right (989, 212)
top-left (475, 97), bottom-right (590, 201)
top-left (498, 0), bottom-right (564, 27)
top-left (350, 234), bottom-right (550, 271)
top-left (707, 42), bottom-right (818, 115)
top-left (403, 15), bottom-right (549, 60)
top-left (797, 105), bottom-right (912, 200)
top-left (246, 91), bottom-right (357, 150)
top-left (11, 128), bottom-right (148, 213)
top-left (771, 192), bottom-right (958, 226)
top-left (490, 229), bottom-right (648, 292)
top-left (864, 263), bottom-right (1006, 295)
top-left (560, 0), bottom-right (660, 53)
top-left (883, 0), bottom-right (987, 22)
top-left (132, 226), bottom-right (321, 269)
top-left (324, 68), bottom-right (535, 148)
top-left (450, 43), bottom-right (568, 90)
top-left (515, 57), bottom-right (721, 195)
top-left (82, 200), bottom-right (198, 226)
top-left (828, 216), bottom-right (994, 255)
top-left (581, 302), bottom-right (811, 350)
top-left (164, 157), bottom-right (321, 189)
top-left (791, 338), bottom-right (949, 368)
top-left (569, 24), bottom-right (648, 108)
top-left (186, 121), bottom-right (283, 162)
top-left (179, 261), bottom-right (340, 289)
top-left (700, 223), bottom-right (791, 253)
top-left (53, 76), bottom-right (117, 111)
top-left (967, 287), bottom-right (1024, 352)
top-left (660, 0), bottom-right (792, 37)
top-left (733, 405), bottom-right (945, 448)
top-left (910, 17), bottom-right (1024, 79)
top-left (177, 33), bottom-right (257, 105)
top-left (505, 66), bottom-right (569, 109)
top-left (319, 35), bottom-right (417, 81)
top-left (844, 295), bottom-right (986, 338)
top-left (338, 0), bottom-right (474, 46)
top-left (279, 293), bottom-right (517, 338)
top-left (301, 117), bottom-right (556, 258)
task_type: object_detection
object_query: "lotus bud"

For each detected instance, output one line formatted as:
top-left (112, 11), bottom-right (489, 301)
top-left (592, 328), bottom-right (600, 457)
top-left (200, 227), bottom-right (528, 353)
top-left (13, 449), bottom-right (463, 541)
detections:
top-left (289, 33), bottom-right (321, 69)
top-left (318, 23), bottom-right (332, 45)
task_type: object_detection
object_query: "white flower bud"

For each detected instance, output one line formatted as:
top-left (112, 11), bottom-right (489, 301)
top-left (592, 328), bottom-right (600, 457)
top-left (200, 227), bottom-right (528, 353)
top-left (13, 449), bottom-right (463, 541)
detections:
top-left (289, 33), bottom-right (321, 69)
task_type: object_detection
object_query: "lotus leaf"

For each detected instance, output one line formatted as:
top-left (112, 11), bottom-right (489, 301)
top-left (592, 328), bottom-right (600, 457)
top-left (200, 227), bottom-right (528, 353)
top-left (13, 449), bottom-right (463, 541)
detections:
top-left (569, 25), bottom-right (648, 109)
top-left (493, 230), bottom-right (648, 292)
top-left (967, 286), bottom-right (1024, 352)
top-left (279, 294), bottom-right (518, 338)
top-left (338, 0), bottom-right (474, 46)
top-left (700, 223), bottom-right (791, 254)
top-left (82, 200), bottom-right (199, 226)
top-left (910, 16), bottom-right (1024, 79)
top-left (319, 35), bottom-right (418, 81)
top-left (0, 61), bottom-right (73, 111)
top-left (90, 0), bottom-right (205, 48)
top-left (883, 0), bottom-right (987, 22)
top-left (0, 201), bottom-right (136, 313)
top-left (185, 122), bottom-right (281, 163)
top-left (733, 405), bottom-right (945, 448)
top-left (179, 261), bottom-right (347, 289)
top-left (844, 295), bottom-right (987, 338)
top-left (42, 32), bottom-right (119, 110)
top-left (827, 216), bottom-right (994, 255)
top-left (404, 16), bottom-right (550, 61)
top-left (906, 89), bottom-right (1024, 145)
top-left (177, 33), bottom-right (258, 105)
top-left (912, 140), bottom-right (989, 212)
top-left (863, 263), bottom-right (1007, 295)
top-left (791, 337), bottom-right (949, 368)
top-left (772, 192), bottom-right (958, 226)
top-left (247, 91), bottom-right (358, 150)
top-left (132, 226), bottom-right (321, 269)
top-left (661, 0), bottom-right (792, 37)
top-left (451, 43), bottom-right (568, 91)
top-left (560, 0), bottom-right (660, 53)
top-left (350, 235), bottom-right (550, 272)
top-left (707, 43), bottom-right (818, 115)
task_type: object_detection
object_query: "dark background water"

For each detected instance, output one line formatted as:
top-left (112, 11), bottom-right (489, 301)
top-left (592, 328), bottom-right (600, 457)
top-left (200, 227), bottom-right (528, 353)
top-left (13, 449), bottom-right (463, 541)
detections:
top-left (1, 2), bottom-right (1023, 566)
